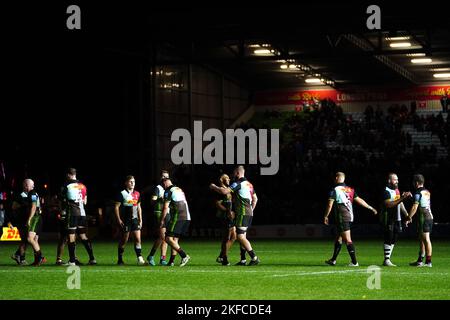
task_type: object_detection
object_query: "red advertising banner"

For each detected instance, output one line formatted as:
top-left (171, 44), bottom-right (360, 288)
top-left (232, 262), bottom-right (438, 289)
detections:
top-left (255, 85), bottom-right (450, 105)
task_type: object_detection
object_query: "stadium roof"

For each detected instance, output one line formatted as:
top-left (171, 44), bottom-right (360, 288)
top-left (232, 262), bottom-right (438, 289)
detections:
top-left (135, 4), bottom-right (450, 90)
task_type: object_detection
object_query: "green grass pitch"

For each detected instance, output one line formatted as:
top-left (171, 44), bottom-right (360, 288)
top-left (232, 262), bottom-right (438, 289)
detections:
top-left (1, 239), bottom-right (449, 299)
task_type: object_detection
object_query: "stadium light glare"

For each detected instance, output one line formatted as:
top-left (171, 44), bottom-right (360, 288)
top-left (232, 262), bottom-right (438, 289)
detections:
top-left (305, 78), bottom-right (322, 83)
top-left (407, 53), bottom-right (426, 57)
top-left (386, 36), bottom-right (410, 41)
top-left (411, 58), bottom-right (432, 64)
top-left (390, 42), bottom-right (411, 48)
top-left (280, 64), bottom-right (288, 69)
top-left (288, 64), bottom-right (297, 69)
top-left (254, 49), bottom-right (272, 54)
top-left (433, 73), bottom-right (450, 78)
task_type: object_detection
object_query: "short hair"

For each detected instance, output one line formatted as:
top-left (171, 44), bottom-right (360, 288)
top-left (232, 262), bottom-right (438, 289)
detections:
top-left (219, 174), bottom-right (229, 184)
top-left (67, 168), bottom-right (77, 175)
top-left (125, 175), bottom-right (135, 182)
top-left (413, 174), bottom-right (425, 185)
top-left (235, 165), bottom-right (245, 174)
top-left (336, 172), bottom-right (345, 179)
top-left (160, 170), bottom-right (169, 178)
top-left (388, 172), bottom-right (397, 180)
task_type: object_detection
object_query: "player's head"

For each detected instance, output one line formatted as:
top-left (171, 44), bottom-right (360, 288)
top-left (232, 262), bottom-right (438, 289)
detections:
top-left (67, 167), bottom-right (77, 180)
top-left (234, 166), bottom-right (245, 179)
top-left (161, 177), bottom-right (172, 189)
top-left (335, 172), bottom-right (345, 184)
top-left (160, 170), bottom-right (169, 180)
top-left (125, 175), bottom-right (135, 190)
top-left (413, 174), bottom-right (425, 188)
top-left (23, 179), bottom-right (34, 192)
top-left (388, 173), bottom-right (399, 188)
top-left (219, 174), bottom-right (230, 187)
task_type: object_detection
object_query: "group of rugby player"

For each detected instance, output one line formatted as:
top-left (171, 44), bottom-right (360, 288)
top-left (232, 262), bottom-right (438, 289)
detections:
top-left (324, 172), bottom-right (434, 267)
top-left (1, 167), bottom-right (433, 269)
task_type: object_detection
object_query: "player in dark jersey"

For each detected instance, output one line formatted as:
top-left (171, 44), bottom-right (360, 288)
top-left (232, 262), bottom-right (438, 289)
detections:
top-left (214, 174), bottom-right (236, 266)
top-left (11, 179), bottom-right (46, 266)
top-left (46, 194), bottom-right (70, 265)
top-left (210, 166), bottom-right (259, 266)
top-left (380, 173), bottom-right (411, 267)
top-left (147, 170), bottom-right (170, 266)
top-left (407, 174), bottom-right (434, 267)
top-left (160, 177), bottom-right (191, 267)
top-left (115, 175), bottom-right (145, 265)
top-left (62, 168), bottom-right (96, 266)
top-left (324, 172), bottom-right (378, 267)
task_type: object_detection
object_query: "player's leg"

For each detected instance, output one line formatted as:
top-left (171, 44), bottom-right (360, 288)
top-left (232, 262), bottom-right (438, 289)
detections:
top-left (118, 230), bottom-right (130, 264)
top-left (166, 237), bottom-right (178, 266)
top-left (222, 226), bottom-right (236, 266)
top-left (160, 227), bottom-right (168, 265)
top-left (12, 226), bottom-right (28, 265)
top-left (78, 220), bottom-right (96, 265)
top-left (132, 226), bottom-right (145, 265)
top-left (382, 224), bottom-right (396, 266)
top-left (421, 232), bottom-right (432, 267)
top-left (342, 229), bottom-right (358, 266)
top-left (165, 221), bottom-right (190, 266)
top-left (56, 223), bottom-right (67, 265)
top-left (236, 232), bottom-right (259, 265)
top-left (326, 234), bottom-right (343, 265)
top-left (28, 215), bottom-right (46, 266)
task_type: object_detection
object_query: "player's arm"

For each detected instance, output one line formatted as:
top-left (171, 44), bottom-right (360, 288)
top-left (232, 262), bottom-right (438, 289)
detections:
top-left (27, 202), bottom-right (37, 227)
top-left (137, 203), bottom-right (143, 228)
top-left (354, 197), bottom-right (378, 215)
top-left (324, 199), bottom-right (334, 225)
top-left (114, 202), bottom-right (123, 227)
top-left (407, 203), bottom-right (419, 223)
top-left (151, 186), bottom-right (159, 204)
top-left (12, 201), bottom-right (20, 211)
top-left (160, 201), bottom-right (170, 228)
top-left (400, 202), bottom-right (409, 218)
top-left (84, 195), bottom-right (87, 206)
top-left (209, 183), bottom-right (232, 195)
top-left (251, 193), bottom-right (258, 211)
top-left (384, 192), bottom-right (411, 208)
top-left (215, 199), bottom-right (227, 212)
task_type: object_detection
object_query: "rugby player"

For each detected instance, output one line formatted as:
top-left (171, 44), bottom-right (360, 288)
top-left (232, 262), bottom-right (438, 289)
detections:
top-left (324, 172), bottom-right (378, 266)
top-left (147, 170), bottom-right (170, 266)
top-left (210, 166), bottom-right (259, 266)
top-left (380, 173), bottom-right (411, 267)
top-left (161, 177), bottom-right (191, 267)
top-left (214, 174), bottom-right (236, 266)
top-left (407, 174), bottom-right (433, 267)
top-left (115, 175), bottom-right (145, 265)
top-left (62, 168), bottom-right (96, 266)
top-left (11, 179), bottom-right (46, 266)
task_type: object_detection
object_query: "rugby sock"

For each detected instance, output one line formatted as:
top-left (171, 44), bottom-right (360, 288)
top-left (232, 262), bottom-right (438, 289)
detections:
top-left (384, 243), bottom-right (392, 260)
top-left (15, 249), bottom-right (25, 262)
top-left (247, 250), bottom-right (256, 260)
top-left (134, 244), bottom-right (142, 257)
top-left (34, 250), bottom-right (42, 262)
top-left (417, 251), bottom-right (425, 262)
top-left (168, 255), bottom-right (176, 265)
top-left (176, 248), bottom-right (187, 259)
top-left (426, 255), bottom-right (432, 264)
top-left (81, 239), bottom-right (95, 260)
top-left (240, 247), bottom-right (246, 261)
top-left (389, 244), bottom-right (395, 259)
top-left (331, 241), bottom-right (342, 260)
top-left (68, 242), bottom-right (76, 263)
top-left (160, 255), bottom-right (166, 261)
top-left (346, 242), bottom-right (357, 264)
top-left (118, 247), bottom-right (124, 261)
top-left (149, 246), bottom-right (157, 257)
